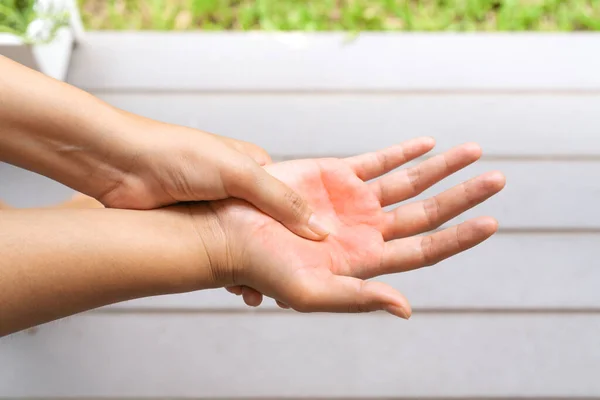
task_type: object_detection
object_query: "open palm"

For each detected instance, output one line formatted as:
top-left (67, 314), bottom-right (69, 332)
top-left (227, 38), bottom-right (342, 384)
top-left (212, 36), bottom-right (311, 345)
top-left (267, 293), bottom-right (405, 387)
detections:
top-left (213, 138), bottom-right (505, 318)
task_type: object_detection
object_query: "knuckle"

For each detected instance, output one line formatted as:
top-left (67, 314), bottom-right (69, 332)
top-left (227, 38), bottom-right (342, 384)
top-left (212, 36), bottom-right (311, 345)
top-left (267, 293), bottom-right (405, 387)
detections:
top-left (347, 299), bottom-right (369, 314)
top-left (423, 196), bottom-right (441, 229)
top-left (348, 281), bottom-right (369, 314)
top-left (284, 190), bottom-right (307, 220)
top-left (463, 181), bottom-right (479, 207)
top-left (441, 153), bottom-right (451, 172)
top-left (406, 166), bottom-right (422, 194)
top-left (376, 181), bottom-right (388, 204)
top-left (375, 150), bottom-right (390, 172)
top-left (420, 235), bottom-right (438, 267)
top-left (365, 151), bottom-right (389, 176)
top-left (455, 224), bottom-right (468, 252)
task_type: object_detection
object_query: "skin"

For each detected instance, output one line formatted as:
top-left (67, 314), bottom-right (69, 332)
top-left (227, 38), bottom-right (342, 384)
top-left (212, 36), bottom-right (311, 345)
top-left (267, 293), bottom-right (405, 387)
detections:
top-left (0, 206), bottom-right (213, 337)
top-left (0, 138), bottom-right (505, 336)
top-left (0, 55), bottom-right (329, 240)
top-left (211, 139), bottom-right (505, 312)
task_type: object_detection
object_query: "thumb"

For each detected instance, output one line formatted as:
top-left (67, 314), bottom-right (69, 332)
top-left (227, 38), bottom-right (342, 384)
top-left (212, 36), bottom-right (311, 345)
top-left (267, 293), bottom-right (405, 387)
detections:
top-left (290, 275), bottom-right (412, 319)
top-left (226, 161), bottom-right (331, 241)
top-left (221, 137), bottom-right (273, 166)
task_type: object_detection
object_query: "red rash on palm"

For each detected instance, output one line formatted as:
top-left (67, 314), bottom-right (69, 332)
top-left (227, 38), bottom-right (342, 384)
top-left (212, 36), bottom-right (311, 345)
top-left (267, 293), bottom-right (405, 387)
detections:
top-left (208, 139), bottom-right (504, 316)
top-left (214, 158), bottom-right (389, 286)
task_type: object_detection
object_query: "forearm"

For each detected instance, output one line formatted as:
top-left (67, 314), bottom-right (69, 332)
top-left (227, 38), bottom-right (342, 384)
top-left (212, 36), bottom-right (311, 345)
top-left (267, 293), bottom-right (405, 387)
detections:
top-left (0, 206), bottom-right (216, 337)
top-left (0, 56), bottom-right (134, 198)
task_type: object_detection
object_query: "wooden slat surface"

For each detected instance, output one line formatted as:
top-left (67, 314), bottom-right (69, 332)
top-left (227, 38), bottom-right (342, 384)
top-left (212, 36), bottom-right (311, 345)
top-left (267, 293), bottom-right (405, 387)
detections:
top-left (94, 93), bottom-right (600, 157)
top-left (106, 234), bottom-right (600, 311)
top-left (2, 160), bottom-right (599, 229)
top-left (2, 313), bottom-right (599, 398)
top-left (2, 32), bottom-right (600, 400)
top-left (67, 33), bottom-right (600, 91)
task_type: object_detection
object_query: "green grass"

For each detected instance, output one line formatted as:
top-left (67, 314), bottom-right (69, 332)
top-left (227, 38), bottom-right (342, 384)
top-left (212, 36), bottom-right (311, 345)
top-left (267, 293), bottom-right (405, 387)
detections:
top-left (78, 0), bottom-right (600, 31)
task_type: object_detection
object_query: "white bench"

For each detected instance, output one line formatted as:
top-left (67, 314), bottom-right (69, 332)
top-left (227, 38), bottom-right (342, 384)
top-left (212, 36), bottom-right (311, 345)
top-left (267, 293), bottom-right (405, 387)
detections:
top-left (1, 32), bottom-right (600, 398)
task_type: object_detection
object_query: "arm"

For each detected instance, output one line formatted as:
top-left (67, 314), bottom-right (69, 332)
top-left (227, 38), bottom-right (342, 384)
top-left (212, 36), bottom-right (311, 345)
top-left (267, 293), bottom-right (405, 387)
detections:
top-left (0, 206), bottom-right (216, 337)
top-left (0, 55), bottom-right (130, 199)
top-left (0, 141), bottom-right (504, 336)
top-left (0, 55), bottom-right (328, 240)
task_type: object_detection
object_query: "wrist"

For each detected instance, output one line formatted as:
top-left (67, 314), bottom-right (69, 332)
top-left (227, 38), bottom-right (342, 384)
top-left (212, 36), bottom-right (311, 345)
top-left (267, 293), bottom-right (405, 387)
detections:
top-left (184, 202), bottom-right (237, 289)
top-left (158, 203), bottom-right (233, 292)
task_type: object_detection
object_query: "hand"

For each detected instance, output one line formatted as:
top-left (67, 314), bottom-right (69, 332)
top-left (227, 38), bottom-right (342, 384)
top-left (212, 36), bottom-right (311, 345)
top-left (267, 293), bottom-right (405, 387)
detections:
top-left (0, 56), bottom-right (326, 240)
top-left (97, 117), bottom-right (330, 241)
top-left (200, 138), bottom-right (505, 318)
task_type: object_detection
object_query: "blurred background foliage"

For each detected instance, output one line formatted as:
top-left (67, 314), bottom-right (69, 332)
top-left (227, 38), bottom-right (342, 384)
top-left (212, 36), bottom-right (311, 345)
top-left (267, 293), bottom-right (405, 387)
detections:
top-left (1, 0), bottom-right (70, 42)
top-left (0, 0), bottom-right (36, 35)
top-left (78, 0), bottom-right (600, 32)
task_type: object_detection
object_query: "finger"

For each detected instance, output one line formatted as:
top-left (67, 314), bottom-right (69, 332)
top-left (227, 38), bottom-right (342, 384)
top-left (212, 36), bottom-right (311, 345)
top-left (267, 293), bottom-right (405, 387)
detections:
top-left (226, 160), bottom-right (330, 241)
top-left (382, 171), bottom-right (506, 240)
top-left (226, 286), bottom-right (243, 295)
top-left (289, 275), bottom-right (411, 319)
top-left (345, 137), bottom-right (435, 181)
top-left (222, 137), bottom-right (273, 166)
top-left (376, 217), bottom-right (498, 277)
top-left (242, 286), bottom-right (263, 307)
top-left (371, 142), bottom-right (482, 207)
top-left (276, 300), bottom-right (291, 309)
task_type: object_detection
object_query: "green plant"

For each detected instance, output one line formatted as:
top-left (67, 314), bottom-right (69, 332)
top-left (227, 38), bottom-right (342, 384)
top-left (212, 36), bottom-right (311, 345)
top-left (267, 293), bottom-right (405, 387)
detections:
top-left (79, 0), bottom-right (600, 32)
top-left (0, 0), bottom-right (70, 44)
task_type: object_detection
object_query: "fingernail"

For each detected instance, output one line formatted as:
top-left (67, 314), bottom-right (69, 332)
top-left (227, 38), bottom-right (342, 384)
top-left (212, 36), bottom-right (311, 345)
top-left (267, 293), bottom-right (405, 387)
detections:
top-left (384, 304), bottom-right (411, 320)
top-left (308, 214), bottom-right (330, 237)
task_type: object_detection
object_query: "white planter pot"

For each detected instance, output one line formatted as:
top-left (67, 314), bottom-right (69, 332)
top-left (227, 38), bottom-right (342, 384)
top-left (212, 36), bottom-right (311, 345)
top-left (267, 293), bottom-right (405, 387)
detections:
top-left (0, 28), bottom-right (74, 81)
top-left (0, 0), bottom-right (83, 81)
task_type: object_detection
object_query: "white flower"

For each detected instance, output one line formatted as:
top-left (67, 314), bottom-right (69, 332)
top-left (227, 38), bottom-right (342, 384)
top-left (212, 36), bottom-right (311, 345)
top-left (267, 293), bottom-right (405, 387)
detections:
top-left (24, 0), bottom-right (70, 44)
top-left (26, 18), bottom-right (54, 43)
